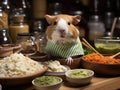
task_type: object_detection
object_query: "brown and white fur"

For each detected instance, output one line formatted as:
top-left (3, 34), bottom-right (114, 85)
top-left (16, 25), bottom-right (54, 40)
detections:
top-left (45, 14), bottom-right (83, 64)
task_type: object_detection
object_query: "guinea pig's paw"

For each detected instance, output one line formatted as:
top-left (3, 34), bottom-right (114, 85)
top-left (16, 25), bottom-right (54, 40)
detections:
top-left (65, 57), bottom-right (73, 65)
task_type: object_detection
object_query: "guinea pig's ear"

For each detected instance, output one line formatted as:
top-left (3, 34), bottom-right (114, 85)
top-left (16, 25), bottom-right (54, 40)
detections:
top-left (72, 15), bottom-right (81, 25)
top-left (45, 15), bottom-right (55, 24)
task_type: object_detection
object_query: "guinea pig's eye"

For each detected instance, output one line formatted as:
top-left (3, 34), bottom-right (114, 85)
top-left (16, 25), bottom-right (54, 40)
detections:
top-left (68, 22), bottom-right (71, 25)
top-left (53, 21), bottom-right (57, 25)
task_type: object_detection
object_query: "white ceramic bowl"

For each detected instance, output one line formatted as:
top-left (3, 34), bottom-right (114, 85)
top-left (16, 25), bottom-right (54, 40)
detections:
top-left (44, 65), bottom-right (70, 80)
top-left (65, 69), bottom-right (94, 86)
top-left (32, 76), bottom-right (63, 90)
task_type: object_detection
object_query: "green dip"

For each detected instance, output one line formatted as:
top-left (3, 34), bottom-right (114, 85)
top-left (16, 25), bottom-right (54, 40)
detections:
top-left (95, 43), bottom-right (120, 54)
top-left (68, 69), bottom-right (92, 78)
top-left (33, 76), bottom-right (61, 86)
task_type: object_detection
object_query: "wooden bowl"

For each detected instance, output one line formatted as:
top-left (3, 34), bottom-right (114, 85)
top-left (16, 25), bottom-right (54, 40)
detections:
top-left (0, 44), bottom-right (22, 58)
top-left (12, 44), bottom-right (21, 53)
top-left (56, 56), bottom-right (82, 69)
top-left (0, 47), bottom-right (13, 57)
top-left (0, 66), bottom-right (48, 86)
top-left (28, 51), bottom-right (48, 62)
top-left (81, 59), bottom-right (120, 76)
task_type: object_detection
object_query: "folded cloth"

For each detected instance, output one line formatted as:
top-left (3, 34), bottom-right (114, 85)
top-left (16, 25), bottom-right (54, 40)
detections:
top-left (45, 38), bottom-right (84, 58)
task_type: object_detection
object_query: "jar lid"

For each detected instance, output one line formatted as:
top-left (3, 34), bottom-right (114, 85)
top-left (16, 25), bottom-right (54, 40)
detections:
top-left (12, 15), bottom-right (25, 23)
top-left (90, 15), bottom-right (102, 22)
top-left (17, 33), bottom-right (33, 36)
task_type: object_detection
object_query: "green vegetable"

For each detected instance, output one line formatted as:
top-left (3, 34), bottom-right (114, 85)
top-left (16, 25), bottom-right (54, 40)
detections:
top-left (84, 48), bottom-right (94, 55)
top-left (34, 76), bottom-right (60, 86)
top-left (68, 69), bottom-right (92, 78)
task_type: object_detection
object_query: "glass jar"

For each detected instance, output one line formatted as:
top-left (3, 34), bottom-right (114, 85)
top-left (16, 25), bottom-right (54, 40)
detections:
top-left (33, 31), bottom-right (46, 53)
top-left (88, 15), bottom-right (105, 43)
top-left (16, 33), bottom-right (36, 53)
top-left (9, 8), bottom-right (29, 43)
top-left (0, 6), bottom-right (8, 29)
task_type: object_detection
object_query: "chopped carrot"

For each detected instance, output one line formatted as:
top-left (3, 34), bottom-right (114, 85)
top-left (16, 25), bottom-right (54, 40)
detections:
top-left (82, 53), bottom-right (120, 64)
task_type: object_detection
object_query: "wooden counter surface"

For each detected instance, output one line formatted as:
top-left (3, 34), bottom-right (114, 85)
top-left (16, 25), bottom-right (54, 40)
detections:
top-left (26, 76), bottom-right (120, 90)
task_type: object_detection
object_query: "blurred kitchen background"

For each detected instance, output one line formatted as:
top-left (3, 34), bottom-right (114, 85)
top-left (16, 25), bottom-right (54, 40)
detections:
top-left (0, 0), bottom-right (120, 44)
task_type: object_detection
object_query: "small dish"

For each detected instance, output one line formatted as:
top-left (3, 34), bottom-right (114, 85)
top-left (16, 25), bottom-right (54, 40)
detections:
top-left (0, 44), bottom-right (21, 57)
top-left (65, 69), bottom-right (94, 86)
top-left (44, 65), bottom-right (70, 80)
top-left (32, 76), bottom-right (63, 90)
top-left (28, 51), bottom-right (48, 62)
top-left (20, 50), bottom-right (36, 56)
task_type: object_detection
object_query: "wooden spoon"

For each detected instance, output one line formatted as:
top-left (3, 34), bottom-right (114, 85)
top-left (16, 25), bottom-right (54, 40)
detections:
top-left (110, 52), bottom-right (120, 58)
top-left (82, 38), bottom-right (103, 57)
top-left (110, 17), bottom-right (117, 37)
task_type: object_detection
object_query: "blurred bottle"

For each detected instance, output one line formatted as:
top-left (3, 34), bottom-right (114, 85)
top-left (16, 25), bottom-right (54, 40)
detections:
top-left (9, 8), bottom-right (29, 43)
top-left (88, 0), bottom-right (105, 44)
top-left (21, 0), bottom-right (32, 22)
top-left (16, 33), bottom-right (36, 53)
top-left (0, 0), bottom-right (11, 14)
top-left (33, 0), bottom-right (46, 18)
top-left (33, 20), bottom-right (46, 53)
top-left (0, 6), bottom-right (11, 44)
top-left (9, 0), bottom-right (32, 32)
top-left (1, 0), bottom-right (15, 24)
top-left (88, 15), bottom-right (105, 40)
top-left (68, 0), bottom-right (85, 18)
top-left (89, 0), bottom-right (102, 15)
top-left (0, 6), bottom-right (8, 29)
top-left (10, 0), bottom-right (32, 21)
top-left (66, 0), bottom-right (89, 40)
top-left (47, 0), bottom-right (63, 15)
top-left (113, 17), bottom-right (120, 37)
top-left (103, 0), bottom-right (115, 36)
top-left (113, 0), bottom-right (120, 37)
top-left (21, 0), bottom-right (32, 32)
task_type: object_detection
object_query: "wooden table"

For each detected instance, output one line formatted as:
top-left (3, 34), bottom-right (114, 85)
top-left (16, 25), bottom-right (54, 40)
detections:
top-left (25, 76), bottom-right (120, 90)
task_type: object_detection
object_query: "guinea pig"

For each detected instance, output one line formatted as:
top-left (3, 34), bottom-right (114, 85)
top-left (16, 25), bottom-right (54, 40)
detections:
top-left (45, 14), bottom-right (84, 64)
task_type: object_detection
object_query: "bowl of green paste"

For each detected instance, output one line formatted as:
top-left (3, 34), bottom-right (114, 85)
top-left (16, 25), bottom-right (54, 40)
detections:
top-left (94, 37), bottom-right (120, 55)
top-left (32, 76), bottom-right (62, 90)
top-left (65, 69), bottom-right (94, 86)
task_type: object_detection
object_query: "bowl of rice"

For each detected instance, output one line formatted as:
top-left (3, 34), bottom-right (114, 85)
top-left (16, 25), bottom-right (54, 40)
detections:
top-left (0, 53), bottom-right (48, 86)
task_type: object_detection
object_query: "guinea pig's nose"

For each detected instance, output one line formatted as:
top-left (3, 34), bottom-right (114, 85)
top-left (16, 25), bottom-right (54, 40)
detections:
top-left (59, 29), bottom-right (65, 33)
top-left (59, 29), bottom-right (65, 37)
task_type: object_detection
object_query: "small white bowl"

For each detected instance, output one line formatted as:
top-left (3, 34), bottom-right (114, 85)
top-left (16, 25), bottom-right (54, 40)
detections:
top-left (65, 69), bottom-right (94, 86)
top-left (44, 65), bottom-right (70, 81)
top-left (32, 76), bottom-right (63, 90)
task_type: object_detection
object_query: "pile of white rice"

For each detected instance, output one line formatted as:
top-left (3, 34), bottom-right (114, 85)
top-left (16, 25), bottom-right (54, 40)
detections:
top-left (44, 60), bottom-right (68, 72)
top-left (0, 53), bottom-right (44, 77)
